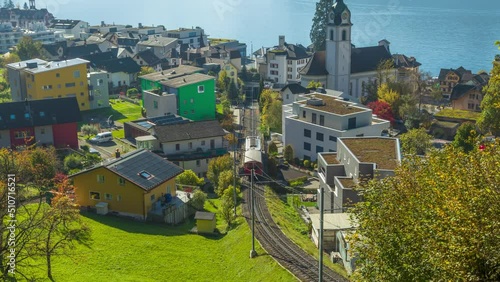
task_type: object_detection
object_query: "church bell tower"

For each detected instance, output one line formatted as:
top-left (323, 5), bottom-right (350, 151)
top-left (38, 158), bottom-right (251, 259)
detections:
top-left (326, 0), bottom-right (352, 95)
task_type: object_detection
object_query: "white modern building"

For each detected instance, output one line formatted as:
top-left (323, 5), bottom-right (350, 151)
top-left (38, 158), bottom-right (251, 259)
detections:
top-left (317, 137), bottom-right (401, 213)
top-left (282, 93), bottom-right (390, 161)
top-left (88, 71), bottom-right (110, 109)
top-left (0, 22), bottom-right (22, 53)
top-left (166, 27), bottom-right (207, 48)
top-left (23, 22), bottom-right (56, 44)
top-left (49, 19), bottom-right (89, 40)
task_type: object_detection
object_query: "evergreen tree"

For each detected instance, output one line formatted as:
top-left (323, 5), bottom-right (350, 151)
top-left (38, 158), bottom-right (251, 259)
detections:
top-left (310, 0), bottom-right (333, 51)
top-left (23, 2), bottom-right (28, 9)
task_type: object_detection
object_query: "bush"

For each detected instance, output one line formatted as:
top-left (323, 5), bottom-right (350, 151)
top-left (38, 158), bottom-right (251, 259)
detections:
top-left (190, 190), bottom-right (207, 211)
top-left (64, 154), bottom-right (84, 172)
top-left (126, 88), bottom-right (139, 98)
top-left (303, 160), bottom-right (310, 168)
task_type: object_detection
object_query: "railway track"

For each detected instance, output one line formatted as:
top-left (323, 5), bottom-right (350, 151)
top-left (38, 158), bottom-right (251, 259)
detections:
top-left (242, 183), bottom-right (348, 282)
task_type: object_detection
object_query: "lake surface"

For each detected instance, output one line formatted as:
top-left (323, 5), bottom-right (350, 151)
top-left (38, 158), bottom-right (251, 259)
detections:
top-left (43, 0), bottom-right (500, 76)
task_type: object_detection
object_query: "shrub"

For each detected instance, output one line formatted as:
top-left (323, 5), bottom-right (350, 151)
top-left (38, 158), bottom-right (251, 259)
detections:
top-left (303, 160), bottom-right (310, 168)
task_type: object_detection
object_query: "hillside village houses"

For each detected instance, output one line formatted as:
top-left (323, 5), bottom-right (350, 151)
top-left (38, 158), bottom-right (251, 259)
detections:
top-left (438, 66), bottom-right (489, 111)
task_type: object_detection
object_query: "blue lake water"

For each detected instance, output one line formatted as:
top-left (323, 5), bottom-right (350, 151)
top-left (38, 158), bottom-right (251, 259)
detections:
top-left (47, 0), bottom-right (500, 76)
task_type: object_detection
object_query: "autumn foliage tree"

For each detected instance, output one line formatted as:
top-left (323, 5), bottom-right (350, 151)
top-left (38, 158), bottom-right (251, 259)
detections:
top-left (350, 144), bottom-right (500, 281)
top-left (478, 43), bottom-right (500, 136)
top-left (367, 101), bottom-right (395, 123)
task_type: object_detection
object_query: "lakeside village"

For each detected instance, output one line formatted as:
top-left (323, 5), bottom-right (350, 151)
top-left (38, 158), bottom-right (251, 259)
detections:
top-left (0, 0), bottom-right (499, 281)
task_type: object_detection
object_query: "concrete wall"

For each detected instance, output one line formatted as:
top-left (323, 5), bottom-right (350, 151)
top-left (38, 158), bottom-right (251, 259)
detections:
top-left (88, 71), bottom-right (110, 109)
top-left (34, 125), bottom-right (53, 146)
top-left (0, 130), bottom-right (10, 148)
top-left (143, 90), bottom-right (177, 118)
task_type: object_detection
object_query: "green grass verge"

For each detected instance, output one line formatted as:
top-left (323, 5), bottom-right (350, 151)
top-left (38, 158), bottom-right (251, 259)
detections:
top-left (80, 100), bottom-right (143, 128)
top-left (24, 200), bottom-right (293, 281)
top-left (435, 109), bottom-right (481, 121)
top-left (216, 104), bottom-right (224, 115)
top-left (266, 188), bottom-right (349, 279)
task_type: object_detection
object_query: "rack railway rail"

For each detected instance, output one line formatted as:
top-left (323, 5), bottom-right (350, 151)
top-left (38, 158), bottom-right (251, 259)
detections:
top-left (242, 183), bottom-right (348, 282)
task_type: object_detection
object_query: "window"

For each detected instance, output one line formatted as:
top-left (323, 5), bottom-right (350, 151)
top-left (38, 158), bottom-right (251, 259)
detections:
top-left (80, 92), bottom-right (84, 96)
top-left (304, 142), bottom-right (311, 151)
top-left (312, 113), bottom-right (317, 124)
top-left (329, 135), bottom-right (337, 142)
top-left (14, 131), bottom-right (30, 139)
top-left (319, 115), bottom-right (325, 126)
top-left (97, 175), bottom-right (105, 183)
top-left (342, 30), bottom-right (347, 41)
top-left (105, 193), bottom-right (113, 201)
top-left (356, 134), bottom-right (364, 137)
top-left (468, 103), bottom-right (474, 110)
top-left (198, 85), bottom-right (205, 93)
top-left (191, 109), bottom-right (195, 114)
top-left (188, 142), bottom-right (193, 149)
top-left (56, 73), bottom-right (60, 77)
top-left (330, 30), bottom-right (334, 41)
top-left (118, 177), bottom-right (125, 186)
top-left (348, 117), bottom-right (356, 130)
top-left (39, 111), bottom-right (45, 117)
top-left (40, 128), bottom-right (45, 134)
top-left (24, 113), bottom-right (30, 119)
top-left (150, 194), bottom-right (155, 202)
top-left (90, 192), bottom-right (100, 200)
top-left (10, 114), bottom-right (15, 120)
top-left (302, 111), bottom-right (306, 118)
top-left (65, 82), bottom-right (76, 88)
top-left (175, 144), bottom-right (180, 151)
top-left (57, 84), bottom-right (61, 89)
top-left (190, 98), bottom-right (194, 103)
top-left (210, 139), bottom-right (215, 149)
top-left (153, 101), bottom-right (158, 109)
top-left (139, 171), bottom-right (153, 180)
top-left (316, 132), bottom-right (324, 141)
top-left (74, 70), bottom-right (80, 78)
top-left (316, 146), bottom-right (324, 153)
top-left (81, 103), bottom-right (85, 107)
top-left (304, 129), bottom-right (311, 138)
top-left (80, 82), bottom-right (84, 86)
top-left (116, 195), bottom-right (122, 202)
top-left (201, 140), bottom-right (206, 146)
top-left (196, 160), bottom-right (201, 167)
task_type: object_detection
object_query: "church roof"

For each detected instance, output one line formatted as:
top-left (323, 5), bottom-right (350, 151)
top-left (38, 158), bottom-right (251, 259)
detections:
top-left (351, 45), bottom-right (393, 73)
top-left (299, 51), bottom-right (328, 76)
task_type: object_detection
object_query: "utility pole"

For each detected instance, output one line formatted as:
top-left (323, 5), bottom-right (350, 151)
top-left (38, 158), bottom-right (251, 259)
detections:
top-left (319, 185), bottom-right (324, 282)
top-left (250, 168), bottom-right (257, 258)
top-left (233, 130), bottom-right (237, 216)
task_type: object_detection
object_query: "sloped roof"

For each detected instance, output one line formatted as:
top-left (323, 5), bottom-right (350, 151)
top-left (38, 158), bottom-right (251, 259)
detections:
top-left (281, 83), bottom-right (308, 94)
top-left (450, 84), bottom-right (477, 101)
top-left (92, 57), bottom-right (141, 74)
top-left (138, 36), bottom-right (177, 47)
top-left (299, 51), bottom-right (327, 76)
top-left (438, 66), bottom-right (473, 81)
top-left (140, 65), bottom-right (203, 81)
top-left (195, 211), bottom-right (215, 221)
top-left (393, 54), bottom-right (421, 68)
top-left (50, 19), bottom-right (82, 29)
top-left (351, 45), bottom-right (393, 73)
top-left (135, 49), bottom-right (161, 66)
top-left (153, 120), bottom-right (226, 143)
top-left (0, 98), bottom-right (81, 130)
top-left (71, 149), bottom-right (183, 191)
top-left (284, 43), bottom-right (310, 60)
top-left (66, 44), bottom-right (101, 59)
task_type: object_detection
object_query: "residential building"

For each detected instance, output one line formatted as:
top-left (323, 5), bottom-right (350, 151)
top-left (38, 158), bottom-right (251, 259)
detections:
top-left (437, 66), bottom-right (489, 101)
top-left (88, 56), bottom-right (141, 89)
top-left (133, 49), bottom-right (162, 72)
top-left (310, 213), bottom-right (357, 251)
top-left (283, 93), bottom-right (390, 161)
top-left (125, 24), bottom-right (165, 37)
top-left (124, 119), bottom-right (227, 178)
top-left (7, 58), bottom-right (91, 111)
top-left (0, 6), bottom-right (54, 29)
top-left (209, 38), bottom-right (247, 65)
top-left (393, 53), bottom-right (421, 83)
top-left (88, 71), bottom-right (110, 109)
top-left (450, 73), bottom-right (489, 111)
top-left (71, 149), bottom-right (184, 220)
top-left (136, 36), bottom-right (178, 59)
top-left (49, 19), bottom-right (89, 40)
top-left (0, 97), bottom-right (81, 149)
top-left (166, 27), bottom-right (207, 48)
top-left (140, 66), bottom-right (216, 121)
top-left (265, 35), bottom-right (311, 86)
top-left (281, 83), bottom-right (308, 105)
top-left (88, 22), bottom-right (126, 34)
top-left (0, 22), bottom-right (23, 53)
top-left (317, 137), bottom-right (401, 213)
top-left (74, 35), bottom-right (116, 52)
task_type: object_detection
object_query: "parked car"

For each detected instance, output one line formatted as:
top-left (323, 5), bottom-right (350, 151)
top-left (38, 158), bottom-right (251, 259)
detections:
top-left (90, 132), bottom-right (113, 144)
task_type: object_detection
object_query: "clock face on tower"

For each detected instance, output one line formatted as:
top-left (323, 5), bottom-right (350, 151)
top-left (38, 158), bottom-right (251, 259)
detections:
top-left (342, 11), bottom-right (348, 21)
top-left (330, 12), bottom-right (335, 21)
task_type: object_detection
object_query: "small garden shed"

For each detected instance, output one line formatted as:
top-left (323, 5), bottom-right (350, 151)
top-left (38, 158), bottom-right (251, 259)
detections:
top-left (194, 212), bottom-right (216, 233)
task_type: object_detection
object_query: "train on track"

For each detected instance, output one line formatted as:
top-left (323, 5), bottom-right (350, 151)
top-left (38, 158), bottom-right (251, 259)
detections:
top-left (243, 136), bottom-right (263, 176)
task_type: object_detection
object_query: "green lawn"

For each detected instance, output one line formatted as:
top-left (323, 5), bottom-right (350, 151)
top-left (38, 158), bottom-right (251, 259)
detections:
top-left (266, 188), bottom-right (349, 279)
top-left (24, 201), bottom-right (293, 281)
top-left (434, 108), bottom-right (481, 121)
top-left (80, 100), bottom-right (143, 128)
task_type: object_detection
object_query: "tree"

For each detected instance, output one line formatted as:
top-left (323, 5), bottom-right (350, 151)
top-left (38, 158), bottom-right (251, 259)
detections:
top-left (307, 80), bottom-right (323, 89)
top-left (478, 45), bottom-right (500, 136)
top-left (399, 128), bottom-right (432, 156)
top-left (3, 0), bottom-right (14, 9)
top-left (228, 81), bottom-right (239, 102)
top-left (138, 66), bottom-right (154, 76)
top-left (239, 65), bottom-right (248, 82)
top-left (80, 124), bottom-right (99, 139)
top-left (377, 83), bottom-right (401, 115)
top-left (207, 155), bottom-right (232, 190)
top-left (284, 144), bottom-right (294, 163)
top-left (176, 170), bottom-right (204, 187)
top-left (216, 170), bottom-right (239, 197)
top-left (14, 37), bottom-right (44, 61)
top-left (220, 185), bottom-right (238, 229)
top-left (263, 99), bottom-right (283, 133)
top-left (63, 154), bottom-right (84, 173)
top-left (217, 70), bottom-right (230, 93)
top-left (189, 190), bottom-right (207, 211)
top-left (38, 176), bottom-right (91, 280)
top-left (310, 0), bottom-right (334, 51)
top-left (350, 145), bottom-right (500, 281)
top-left (367, 101), bottom-right (395, 124)
top-left (268, 142), bottom-right (278, 156)
top-left (452, 122), bottom-right (479, 153)
top-left (23, 2), bottom-right (28, 9)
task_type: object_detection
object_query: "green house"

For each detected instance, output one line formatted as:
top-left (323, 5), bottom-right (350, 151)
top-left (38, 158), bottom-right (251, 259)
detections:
top-left (140, 66), bottom-right (216, 121)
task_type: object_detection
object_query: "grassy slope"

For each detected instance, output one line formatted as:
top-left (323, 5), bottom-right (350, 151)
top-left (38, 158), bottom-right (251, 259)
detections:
top-left (25, 200), bottom-right (293, 282)
top-left (266, 188), bottom-right (349, 279)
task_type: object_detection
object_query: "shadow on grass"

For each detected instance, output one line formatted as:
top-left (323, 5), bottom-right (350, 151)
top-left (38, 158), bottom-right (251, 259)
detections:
top-left (80, 212), bottom-right (228, 240)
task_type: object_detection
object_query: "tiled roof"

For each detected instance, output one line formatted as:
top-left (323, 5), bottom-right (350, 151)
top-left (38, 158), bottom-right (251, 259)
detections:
top-left (92, 57), bottom-right (141, 74)
top-left (71, 149), bottom-right (183, 191)
top-left (138, 36), bottom-right (177, 47)
top-left (281, 83), bottom-right (308, 94)
top-left (351, 45), bottom-right (393, 73)
top-left (393, 54), bottom-right (421, 68)
top-left (135, 49), bottom-right (161, 66)
top-left (153, 120), bottom-right (225, 143)
top-left (0, 98), bottom-right (81, 130)
top-left (299, 51), bottom-right (327, 76)
top-left (450, 84), bottom-right (477, 101)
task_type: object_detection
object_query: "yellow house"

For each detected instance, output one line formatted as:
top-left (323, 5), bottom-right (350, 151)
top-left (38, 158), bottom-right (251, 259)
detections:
top-left (223, 62), bottom-right (240, 88)
top-left (23, 58), bottom-right (91, 111)
top-left (71, 149), bottom-right (184, 220)
top-left (194, 211), bottom-right (216, 233)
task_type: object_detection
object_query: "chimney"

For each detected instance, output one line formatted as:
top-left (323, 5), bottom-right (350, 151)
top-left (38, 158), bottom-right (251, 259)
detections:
top-left (138, 23), bottom-right (143, 29)
top-left (115, 148), bottom-right (121, 158)
top-left (378, 39), bottom-right (391, 53)
top-left (101, 21), bottom-right (105, 27)
top-left (279, 35), bottom-right (285, 48)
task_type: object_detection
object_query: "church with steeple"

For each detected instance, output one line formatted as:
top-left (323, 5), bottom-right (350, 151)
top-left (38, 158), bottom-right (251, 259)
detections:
top-left (300, 0), bottom-right (416, 100)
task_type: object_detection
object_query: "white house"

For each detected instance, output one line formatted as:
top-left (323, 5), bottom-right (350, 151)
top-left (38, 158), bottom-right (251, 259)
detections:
top-left (136, 36), bottom-right (178, 59)
top-left (49, 19), bottom-right (89, 40)
top-left (165, 27), bottom-right (208, 48)
top-left (280, 83), bottom-right (308, 106)
top-left (0, 23), bottom-right (23, 53)
top-left (282, 93), bottom-right (390, 161)
top-left (317, 137), bottom-right (401, 213)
